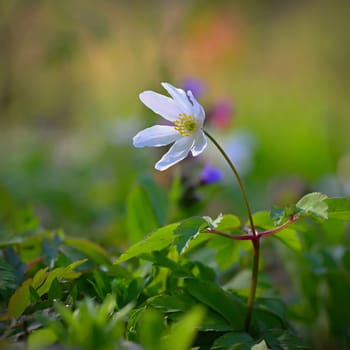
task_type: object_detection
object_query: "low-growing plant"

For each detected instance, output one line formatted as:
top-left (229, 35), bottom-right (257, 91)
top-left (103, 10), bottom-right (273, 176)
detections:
top-left (0, 82), bottom-right (349, 349)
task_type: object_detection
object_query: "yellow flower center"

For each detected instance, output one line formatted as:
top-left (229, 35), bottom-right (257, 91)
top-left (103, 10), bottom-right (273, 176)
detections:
top-left (174, 114), bottom-right (199, 137)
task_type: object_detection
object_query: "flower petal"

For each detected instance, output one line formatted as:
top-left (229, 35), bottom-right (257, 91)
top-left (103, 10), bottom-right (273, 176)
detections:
top-left (187, 90), bottom-right (205, 122)
top-left (139, 91), bottom-right (181, 121)
top-left (191, 130), bottom-right (207, 157)
top-left (161, 82), bottom-right (192, 115)
top-left (155, 137), bottom-right (194, 171)
top-left (133, 125), bottom-right (180, 148)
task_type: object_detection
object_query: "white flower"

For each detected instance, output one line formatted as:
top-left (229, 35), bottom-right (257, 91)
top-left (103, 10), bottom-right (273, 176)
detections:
top-left (133, 82), bottom-right (207, 171)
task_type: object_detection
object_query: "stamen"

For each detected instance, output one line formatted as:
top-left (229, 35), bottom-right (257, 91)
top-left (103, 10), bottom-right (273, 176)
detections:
top-left (174, 114), bottom-right (199, 137)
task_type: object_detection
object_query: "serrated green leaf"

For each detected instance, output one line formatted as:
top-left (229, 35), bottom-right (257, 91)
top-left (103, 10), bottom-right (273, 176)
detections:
top-left (115, 223), bottom-right (178, 264)
top-left (296, 192), bottom-right (328, 219)
top-left (8, 278), bottom-right (32, 318)
top-left (326, 197), bottom-right (350, 220)
top-left (184, 278), bottom-right (245, 329)
top-left (203, 213), bottom-right (223, 228)
top-left (270, 207), bottom-right (286, 225)
top-left (174, 217), bottom-right (208, 254)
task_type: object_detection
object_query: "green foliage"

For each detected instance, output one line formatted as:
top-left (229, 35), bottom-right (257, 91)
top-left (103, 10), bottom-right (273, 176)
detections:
top-left (296, 192), bottom-right (328, 220)
top-left (326, 197), bottom-right (350, 220)
top-left (184, 278), bottom-right (245, 329)
top-left (28, 328), bottom-right (58, 350)
top-left (174, 216), bottom-right (208, 254)
top-left (0, 186), bottom-right (350, 350)
top-left (0, 261), bottom-right (17, 293)
top-left (158, 306), bottom-right (205, 350)
top-left (116, 223), bottom-right (178, 263)
top-left (127, 176), bottom-right (169, 243)
top-left (38, 295), bottom-right (132, 350)
top-left (8, 259), bottom-right (86, 318)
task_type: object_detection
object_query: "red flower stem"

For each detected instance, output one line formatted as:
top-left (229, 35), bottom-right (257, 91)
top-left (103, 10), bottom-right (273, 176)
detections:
top-left (203, 214), bottom-right (298, 332)
top-left (258, 214), bottom-right (299, 238)
top-left (204, 228), bottom-right (254, 240)
top-left (202, 131), bottom-right (299, 333)
top-left (203, 215), bottom-right (298, 241)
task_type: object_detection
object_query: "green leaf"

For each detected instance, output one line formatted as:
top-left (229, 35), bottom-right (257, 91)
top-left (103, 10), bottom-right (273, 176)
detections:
top-left (65, 238), bottom-right (111, 265)
top-left (138, 308), bottom-right (165, 350)
top-left (8, 262), bottom-right (79, 318)
top-left (36, 259), bottom-right (87, 296)
top-left (203, 213), bottom-right (223, 229)
top-left (174, 217), bottom-right (208, 254)
top-left (127, 184), bottom-right (159, 243)
top-left (115, 223), bottom-right (178, 264)
top-left (48, 278), bottom-right (62, 301)
top-left (326, 197), bottom-right (350, 220)
top-left (32, 268), bottom-right (48, 289)
top-left (8, 278), bottom-right (33, 318)
top-left (213, 332), bottom-right (254, 349)
top-left (270, 207), bottom-right (288, 225)
top-left (0, 261), bottom-right (17, 291)
top-left (28, 328), bottom-right (57, 350)
top-left (127, 176), bottom-right (168, 243)
top-left (159, 306), bottom-right (205, 350)
top-left (29, 286), bottom-right (40, 303)
top-left (216, 214), bottom-right (241, 232)
top-left (251, 211), bottom-right (302, 252)
top-left (209, 236), bottom-right (250, 270)
top-left (296, 192), bottom-right (328, 219)
top-left (140, 176), bottom-right (169, 226)
top-left (184, 278), bottom-right (245, 329)
top-left (147, 293), bottom-right (197, 314)
top-left (262, 329), bottom-right (311, 350)
top-left (251, 211), bottom-right (273, 229)
top-left (273, 228), bottom-right (302, 252)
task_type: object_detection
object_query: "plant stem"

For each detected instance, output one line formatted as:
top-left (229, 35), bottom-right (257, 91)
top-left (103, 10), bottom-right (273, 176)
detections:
top-left (204, 130), bottom-right (259, 333)
top-left (204, 130), bottom-right (257, 236)
top-left (258, 214), bottom-right (298, 238)
top-left (245, 238), bottom-right (260, 332)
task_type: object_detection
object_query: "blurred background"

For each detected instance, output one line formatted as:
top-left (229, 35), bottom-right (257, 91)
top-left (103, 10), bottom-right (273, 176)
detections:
top-left (0, 0), bottom-right (349, 244)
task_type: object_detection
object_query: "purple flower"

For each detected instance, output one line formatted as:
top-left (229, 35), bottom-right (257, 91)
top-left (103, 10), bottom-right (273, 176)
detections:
top-left (182, 78), bottom-right (206, 99)
top-left (200, 163), bottom-right (223, 185)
